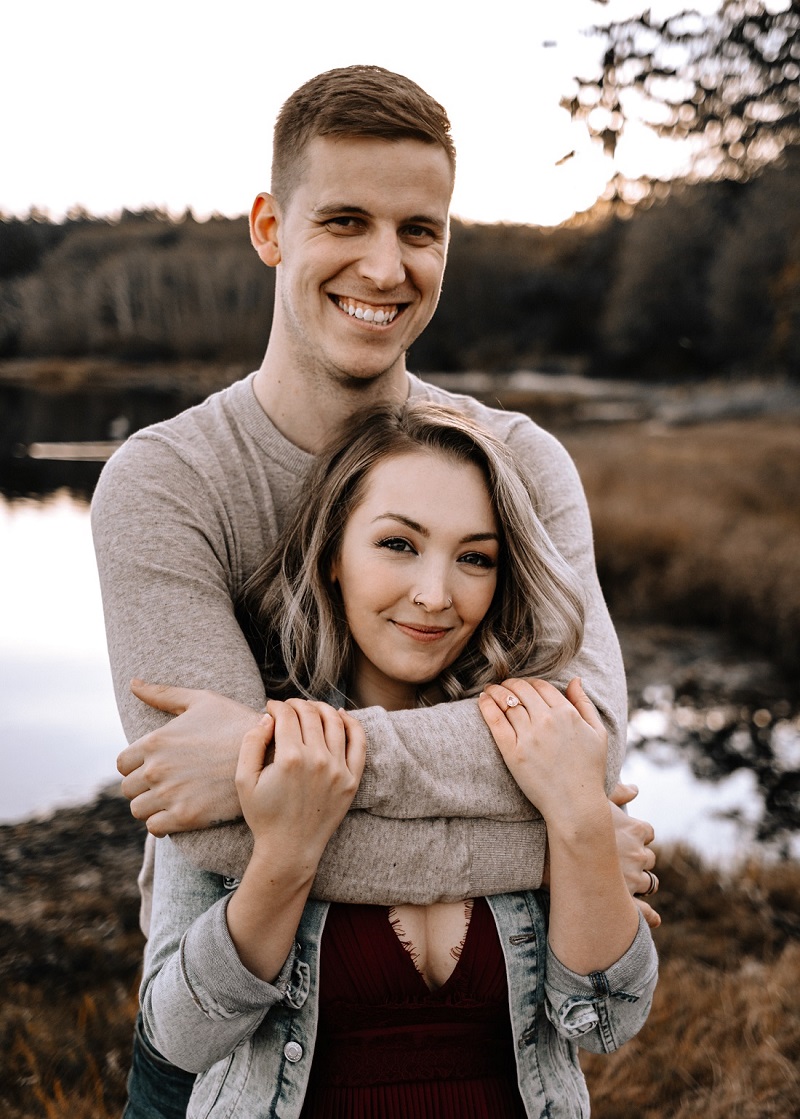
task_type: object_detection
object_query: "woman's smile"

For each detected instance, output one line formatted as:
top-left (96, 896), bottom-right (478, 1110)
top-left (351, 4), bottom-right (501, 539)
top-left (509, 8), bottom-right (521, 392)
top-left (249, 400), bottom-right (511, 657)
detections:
top-left (390, 621), bottom-right (452, 642)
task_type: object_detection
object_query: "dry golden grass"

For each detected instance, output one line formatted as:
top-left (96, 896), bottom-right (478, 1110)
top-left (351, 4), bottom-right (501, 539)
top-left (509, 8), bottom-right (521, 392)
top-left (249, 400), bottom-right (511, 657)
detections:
top-left (561, 417), bottom-right (800, 677)
top-left (2, 793), bottom-right (799, 1118)
top-left (584, 850), bottom-right (800, 1118)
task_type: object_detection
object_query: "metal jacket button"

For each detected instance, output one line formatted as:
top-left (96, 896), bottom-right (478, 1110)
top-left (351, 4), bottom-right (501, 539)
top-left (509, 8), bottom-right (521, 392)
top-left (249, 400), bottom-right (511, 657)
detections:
top-left (284, 1041), bottom-right (303, 1063)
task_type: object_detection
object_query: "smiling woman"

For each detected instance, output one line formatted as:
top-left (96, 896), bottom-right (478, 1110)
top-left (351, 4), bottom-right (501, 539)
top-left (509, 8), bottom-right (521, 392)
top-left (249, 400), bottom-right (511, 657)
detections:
top-left (329, 451), bottom-right (500, 712)
top-left (241, 399), bottom-right (585, 710)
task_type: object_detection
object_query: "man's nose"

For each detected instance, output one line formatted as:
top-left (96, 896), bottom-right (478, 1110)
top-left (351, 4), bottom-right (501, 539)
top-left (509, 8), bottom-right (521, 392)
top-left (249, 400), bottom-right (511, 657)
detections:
top-left (358, 228), bottom-right (406, 291)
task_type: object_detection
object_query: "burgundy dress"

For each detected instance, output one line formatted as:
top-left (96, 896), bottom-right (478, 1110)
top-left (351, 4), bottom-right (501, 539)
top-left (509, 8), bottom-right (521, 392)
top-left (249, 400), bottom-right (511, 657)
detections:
top-left (299, 898), bottom-right (527, 1118)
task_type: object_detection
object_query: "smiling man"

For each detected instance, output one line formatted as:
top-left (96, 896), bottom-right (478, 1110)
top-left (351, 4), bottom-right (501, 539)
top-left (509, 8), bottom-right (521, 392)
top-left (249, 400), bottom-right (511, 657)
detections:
top-left (92, 65), bottom-right (656, 1119)
top-left (250, 135), bottom-right (454, 445)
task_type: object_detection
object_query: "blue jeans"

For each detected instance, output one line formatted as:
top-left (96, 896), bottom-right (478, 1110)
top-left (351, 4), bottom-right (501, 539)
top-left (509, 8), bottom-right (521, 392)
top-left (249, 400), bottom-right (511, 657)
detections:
top-left (123, 1012), bottom-right (196, 1119)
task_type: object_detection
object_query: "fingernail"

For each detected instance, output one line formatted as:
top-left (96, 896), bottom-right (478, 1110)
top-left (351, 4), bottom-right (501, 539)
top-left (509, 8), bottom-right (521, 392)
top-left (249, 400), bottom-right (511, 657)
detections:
top-left (260, 713), bottom-right (273, 725)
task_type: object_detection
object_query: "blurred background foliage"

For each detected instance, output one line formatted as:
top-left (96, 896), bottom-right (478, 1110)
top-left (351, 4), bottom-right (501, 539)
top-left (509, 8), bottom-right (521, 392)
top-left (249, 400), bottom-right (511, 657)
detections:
top-left (0, 145), bottom-right (798, 379)
top-left (1, 1), bottom-right (798, 382)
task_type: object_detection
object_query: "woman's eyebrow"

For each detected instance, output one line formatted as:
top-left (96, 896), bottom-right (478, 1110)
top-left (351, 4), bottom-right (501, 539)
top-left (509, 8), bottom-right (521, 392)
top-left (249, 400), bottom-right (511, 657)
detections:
top-left (371, 514), bottom-right (499, 544)
top-left (372, 513), bottom-right (429, 536)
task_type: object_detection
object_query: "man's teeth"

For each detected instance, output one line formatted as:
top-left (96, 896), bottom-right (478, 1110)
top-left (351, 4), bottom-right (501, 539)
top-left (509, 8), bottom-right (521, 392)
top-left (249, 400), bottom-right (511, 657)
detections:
top-left (336, 299), bottom-right (399, 324)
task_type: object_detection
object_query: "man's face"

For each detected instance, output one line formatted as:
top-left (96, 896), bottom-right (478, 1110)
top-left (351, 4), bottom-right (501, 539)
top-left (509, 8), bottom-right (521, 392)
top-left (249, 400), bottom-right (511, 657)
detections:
top-left (263, 135), bottom-right (453, 387)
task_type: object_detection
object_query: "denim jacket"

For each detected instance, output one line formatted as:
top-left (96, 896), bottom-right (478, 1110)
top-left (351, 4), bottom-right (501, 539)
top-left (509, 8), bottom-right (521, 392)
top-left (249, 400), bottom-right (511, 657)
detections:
top-left (141, 836), bottom-right (658, 1119)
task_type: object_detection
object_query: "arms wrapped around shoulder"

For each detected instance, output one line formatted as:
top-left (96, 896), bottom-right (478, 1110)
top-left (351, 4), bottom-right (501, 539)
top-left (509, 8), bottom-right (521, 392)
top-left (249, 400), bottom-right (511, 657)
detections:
top-left (94, 402), bottom-right (626, 903)
top-left (173, 810), bottom-right (547, 901)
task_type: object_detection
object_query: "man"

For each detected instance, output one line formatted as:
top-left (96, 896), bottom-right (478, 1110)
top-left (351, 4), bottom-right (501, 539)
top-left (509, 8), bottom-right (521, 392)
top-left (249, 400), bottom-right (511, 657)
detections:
top-left (92, 65), bottom-right (657, 1117)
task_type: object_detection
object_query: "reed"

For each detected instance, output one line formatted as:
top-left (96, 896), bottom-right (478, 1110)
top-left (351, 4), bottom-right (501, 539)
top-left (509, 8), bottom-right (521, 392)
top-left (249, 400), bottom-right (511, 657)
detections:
top-left (563, 417), bottom-right (800, 679)
top-left (1, 793), bottom-right (798, 1118)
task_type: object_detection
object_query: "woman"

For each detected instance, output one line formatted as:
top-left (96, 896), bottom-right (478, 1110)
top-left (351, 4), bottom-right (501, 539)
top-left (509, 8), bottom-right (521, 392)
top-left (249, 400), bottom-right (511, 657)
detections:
top-left (140, 401), bottom-right (657, 1118)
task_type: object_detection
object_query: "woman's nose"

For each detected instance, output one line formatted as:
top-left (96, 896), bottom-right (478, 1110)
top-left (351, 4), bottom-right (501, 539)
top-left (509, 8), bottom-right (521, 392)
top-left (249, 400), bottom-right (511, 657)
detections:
top-left (411, 584), bottom-right (453, 612)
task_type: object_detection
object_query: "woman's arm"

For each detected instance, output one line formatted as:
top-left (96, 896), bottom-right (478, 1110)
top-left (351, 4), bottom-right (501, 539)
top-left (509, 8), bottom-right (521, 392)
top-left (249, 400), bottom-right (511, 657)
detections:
top-left (479, 678), bottom-right (640, 975)
top-left (140, 702), bottom-right (364, 1072)
top-left (140, 838), bottom-right (287, 1072)
top-left (225, 701), bottom-right (365, 981)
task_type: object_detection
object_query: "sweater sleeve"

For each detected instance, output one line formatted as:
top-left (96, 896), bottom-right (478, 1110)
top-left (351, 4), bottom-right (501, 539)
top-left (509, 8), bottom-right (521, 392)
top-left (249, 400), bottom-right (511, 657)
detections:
top-left (170, 811), bottom-right (547, 903)
top-left (91, 433), bottom-right (269, 735)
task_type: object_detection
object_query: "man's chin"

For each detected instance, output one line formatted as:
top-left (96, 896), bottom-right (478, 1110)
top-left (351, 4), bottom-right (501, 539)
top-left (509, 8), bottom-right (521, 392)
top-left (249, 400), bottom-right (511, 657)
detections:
top-left (331, 354), bottom-right (409, 388)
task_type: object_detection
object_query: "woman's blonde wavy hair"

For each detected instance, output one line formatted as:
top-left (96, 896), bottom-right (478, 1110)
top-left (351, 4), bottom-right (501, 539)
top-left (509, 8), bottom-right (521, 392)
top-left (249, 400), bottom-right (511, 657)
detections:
top-left (240, 400), bottom-right (585, 704)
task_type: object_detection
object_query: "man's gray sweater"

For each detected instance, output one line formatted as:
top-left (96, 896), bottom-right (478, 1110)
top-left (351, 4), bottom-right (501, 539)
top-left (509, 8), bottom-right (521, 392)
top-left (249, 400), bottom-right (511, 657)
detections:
top-left (92, 372), bottom-right (626, 913)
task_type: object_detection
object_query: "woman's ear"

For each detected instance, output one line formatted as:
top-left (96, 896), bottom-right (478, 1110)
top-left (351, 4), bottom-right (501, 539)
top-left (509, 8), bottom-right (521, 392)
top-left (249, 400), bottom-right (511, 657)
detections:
top-left (250, 192), bottom-right (281, 267)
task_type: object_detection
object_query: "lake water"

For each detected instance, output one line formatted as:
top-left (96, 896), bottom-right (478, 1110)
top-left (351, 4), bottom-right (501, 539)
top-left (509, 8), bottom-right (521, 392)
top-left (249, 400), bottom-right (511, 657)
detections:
top-left (1, 492), bottom-right (798, 866)
top-left (0, 493), bottom-right (125, 820)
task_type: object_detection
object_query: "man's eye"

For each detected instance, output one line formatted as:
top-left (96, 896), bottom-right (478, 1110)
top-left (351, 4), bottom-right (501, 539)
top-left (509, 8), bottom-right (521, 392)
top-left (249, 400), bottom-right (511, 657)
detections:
top-left (376, 537), bottom-right (415, 553)
top-left (404, 225), bottom-right (435, 242)
top-left (326, 216), bottom-right (361, 232)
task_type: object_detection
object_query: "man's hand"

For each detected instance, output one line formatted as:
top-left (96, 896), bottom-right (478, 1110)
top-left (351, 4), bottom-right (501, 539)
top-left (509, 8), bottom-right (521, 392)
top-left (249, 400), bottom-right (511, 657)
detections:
top-left (610, 781), bottom-right (661, 929)
top-left (117, 680), bottom-right (264, 837)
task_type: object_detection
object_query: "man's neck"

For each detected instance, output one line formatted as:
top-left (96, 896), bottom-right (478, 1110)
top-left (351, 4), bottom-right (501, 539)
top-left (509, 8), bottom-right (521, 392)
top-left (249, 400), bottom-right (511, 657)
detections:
top-left (252, 355), bottom-right (411, 454)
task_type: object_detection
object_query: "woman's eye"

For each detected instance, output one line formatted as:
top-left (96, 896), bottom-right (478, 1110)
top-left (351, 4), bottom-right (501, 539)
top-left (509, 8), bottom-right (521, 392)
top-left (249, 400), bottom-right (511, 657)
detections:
top-left (460, 551), bottom-right (496, 569)
top-left (376, 537), bottom-right (415, 554)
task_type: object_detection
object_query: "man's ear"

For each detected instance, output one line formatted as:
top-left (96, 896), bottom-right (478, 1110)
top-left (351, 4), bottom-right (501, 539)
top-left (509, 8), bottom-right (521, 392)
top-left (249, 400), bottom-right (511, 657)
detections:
top-left (250, 192), bottom-right (281, 266)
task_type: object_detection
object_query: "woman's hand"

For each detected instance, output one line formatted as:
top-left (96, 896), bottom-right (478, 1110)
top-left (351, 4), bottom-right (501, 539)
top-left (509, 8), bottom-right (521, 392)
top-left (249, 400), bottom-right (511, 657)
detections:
top-left (226, 700), bottom-right (366, 984)
top-left (236, 699), bottom-right (366, 871)
top-left (481, 678), bottom-right (641, 974)
top-left (478, 677), bottom-right (608, 826)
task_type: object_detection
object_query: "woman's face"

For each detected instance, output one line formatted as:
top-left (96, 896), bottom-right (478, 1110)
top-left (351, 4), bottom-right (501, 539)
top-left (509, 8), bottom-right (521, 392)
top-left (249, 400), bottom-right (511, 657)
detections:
top-left (330, 449), bottom-right (500, 711)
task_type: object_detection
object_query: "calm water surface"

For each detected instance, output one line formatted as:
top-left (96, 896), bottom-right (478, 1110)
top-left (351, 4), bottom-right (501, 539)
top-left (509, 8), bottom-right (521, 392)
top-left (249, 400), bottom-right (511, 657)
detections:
top-left (0, 493), bottom-right (124, 821)
top-left (1, 493), bottom-right (797, 865)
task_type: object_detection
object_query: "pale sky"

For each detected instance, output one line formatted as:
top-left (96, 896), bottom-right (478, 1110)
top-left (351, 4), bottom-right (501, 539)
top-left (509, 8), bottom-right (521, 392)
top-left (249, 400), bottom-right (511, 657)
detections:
top-left (3, 0), bottom-right (709, 227)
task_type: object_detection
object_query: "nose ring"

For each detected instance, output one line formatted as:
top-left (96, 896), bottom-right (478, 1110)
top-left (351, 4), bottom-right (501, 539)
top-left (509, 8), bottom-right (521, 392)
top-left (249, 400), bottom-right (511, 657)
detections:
top-left (413, 595), bottom-right (453, 609)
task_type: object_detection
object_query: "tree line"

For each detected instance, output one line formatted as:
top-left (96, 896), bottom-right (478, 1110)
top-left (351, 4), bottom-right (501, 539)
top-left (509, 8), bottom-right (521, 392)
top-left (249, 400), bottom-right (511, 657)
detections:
top-left (0, 147), bottom-right (798, 380)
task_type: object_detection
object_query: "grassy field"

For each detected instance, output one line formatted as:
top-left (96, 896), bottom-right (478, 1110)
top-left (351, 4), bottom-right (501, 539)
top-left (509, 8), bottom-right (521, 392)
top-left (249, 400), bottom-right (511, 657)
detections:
top-left (561, 416), bottom-right (800, 682)
top-left (1, 793), bottom-right (798, 1119)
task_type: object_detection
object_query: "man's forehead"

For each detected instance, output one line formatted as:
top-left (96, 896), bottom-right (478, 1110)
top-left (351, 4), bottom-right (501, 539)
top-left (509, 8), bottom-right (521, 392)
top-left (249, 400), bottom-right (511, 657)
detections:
top-left (299, 134), bottom-right (454, 209)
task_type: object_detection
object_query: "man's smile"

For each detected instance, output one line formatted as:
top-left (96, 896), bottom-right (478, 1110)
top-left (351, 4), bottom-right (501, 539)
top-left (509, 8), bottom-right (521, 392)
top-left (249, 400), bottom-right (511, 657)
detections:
top-left (331, 295), bottom-right (404, 324)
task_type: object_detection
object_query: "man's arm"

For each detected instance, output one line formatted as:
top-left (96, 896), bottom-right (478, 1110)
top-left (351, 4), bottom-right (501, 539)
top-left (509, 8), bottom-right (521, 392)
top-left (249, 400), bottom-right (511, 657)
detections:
top-left (94, 432), bottom-right (543, 902)
top-left (96, 410), bottom-right (626, 900)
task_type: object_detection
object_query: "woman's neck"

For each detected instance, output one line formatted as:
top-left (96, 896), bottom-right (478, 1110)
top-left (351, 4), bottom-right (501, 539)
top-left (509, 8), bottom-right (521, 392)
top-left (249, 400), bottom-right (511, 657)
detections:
top-left (348, 655), bottom-right (445, 712)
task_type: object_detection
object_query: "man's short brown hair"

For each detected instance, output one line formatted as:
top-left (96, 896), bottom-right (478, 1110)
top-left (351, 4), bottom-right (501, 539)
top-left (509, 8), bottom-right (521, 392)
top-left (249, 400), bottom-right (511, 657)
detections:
top-left (271, 65), bottom-right (456, 203)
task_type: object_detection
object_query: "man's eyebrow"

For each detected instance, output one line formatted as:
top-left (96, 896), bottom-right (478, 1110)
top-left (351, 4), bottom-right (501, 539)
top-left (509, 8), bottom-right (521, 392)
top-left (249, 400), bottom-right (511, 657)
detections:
top-left (313, 204), bottom-right (371, 218)
top-left (372, 514), bottom-right (499, 543)
top-left (312, 204), bottom-right (447, 231)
